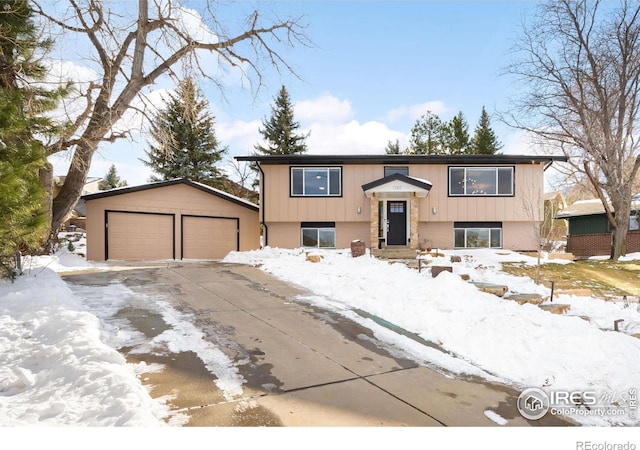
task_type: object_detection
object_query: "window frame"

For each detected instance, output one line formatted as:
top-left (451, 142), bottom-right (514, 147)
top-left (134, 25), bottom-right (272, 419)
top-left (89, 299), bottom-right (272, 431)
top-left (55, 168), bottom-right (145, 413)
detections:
top-left (384, 166), bottom-right (409, 177)
top-left (453, 222), bottom-right (503, 249)
top-left (300, 222), bottom-right (336, 248)
top-left (448, 166), bottom-right (514, 197)
top-left (290, 167), bottom-right (342, 197)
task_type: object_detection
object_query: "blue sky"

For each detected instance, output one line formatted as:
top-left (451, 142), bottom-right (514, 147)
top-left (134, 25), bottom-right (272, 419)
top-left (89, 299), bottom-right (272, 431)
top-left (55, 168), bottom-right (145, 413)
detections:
top-left (48, 1), bottom-right (542, 186)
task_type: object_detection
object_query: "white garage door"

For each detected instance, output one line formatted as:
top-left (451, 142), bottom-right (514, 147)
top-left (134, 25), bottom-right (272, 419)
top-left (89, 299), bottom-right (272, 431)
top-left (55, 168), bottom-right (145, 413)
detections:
top-left (182, 215), bottom-right (238, 259)
top-left (107, 211), bottom-right (174, 260)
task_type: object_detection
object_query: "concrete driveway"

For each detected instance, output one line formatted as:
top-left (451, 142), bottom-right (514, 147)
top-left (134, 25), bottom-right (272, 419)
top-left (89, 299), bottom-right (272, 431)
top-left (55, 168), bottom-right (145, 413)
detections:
top-left (62, 261), bottom-right (573, 427)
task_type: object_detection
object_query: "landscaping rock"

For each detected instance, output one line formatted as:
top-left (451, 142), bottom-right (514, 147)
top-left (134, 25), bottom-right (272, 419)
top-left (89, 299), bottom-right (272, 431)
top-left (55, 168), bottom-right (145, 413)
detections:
top-left (504, 293), bottom-right (544, 305)
top-left (471, 282), bottom-right (508, 297)
top-left (350, 240), bottom-right (366, 258)
top-left (539, 304), bottom-right (571, 314)
top-left (431, 266), bottom-right (452, 278)
top-left (305, 253), bottom-right (323, 263)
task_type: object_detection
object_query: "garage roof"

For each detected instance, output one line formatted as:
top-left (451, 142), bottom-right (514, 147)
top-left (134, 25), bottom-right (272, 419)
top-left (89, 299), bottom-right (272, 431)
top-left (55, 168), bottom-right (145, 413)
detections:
top-left (82, 178), bottom-right (258, 211)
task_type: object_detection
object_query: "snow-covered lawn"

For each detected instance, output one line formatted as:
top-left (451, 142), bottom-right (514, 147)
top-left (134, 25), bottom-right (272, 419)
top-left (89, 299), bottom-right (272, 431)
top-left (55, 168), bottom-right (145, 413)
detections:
top-left (1, 236), bottom-right (639, 431)
top-left (223, 247), bottom-right (640, 427)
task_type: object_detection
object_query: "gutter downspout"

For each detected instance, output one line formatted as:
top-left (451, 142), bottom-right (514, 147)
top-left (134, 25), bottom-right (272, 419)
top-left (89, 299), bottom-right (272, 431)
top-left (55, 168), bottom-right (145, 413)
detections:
top-left (257, 161), bottom-right (268, 247)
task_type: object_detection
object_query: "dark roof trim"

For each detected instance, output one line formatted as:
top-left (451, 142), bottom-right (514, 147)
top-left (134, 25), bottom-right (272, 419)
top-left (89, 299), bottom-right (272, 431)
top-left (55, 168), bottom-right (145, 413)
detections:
top-left (82, 178), bottom-right (258, 212)
top-left (236, 154), bottom-right (568, 165)
top-left (362, 173), bottom-right (432, 192)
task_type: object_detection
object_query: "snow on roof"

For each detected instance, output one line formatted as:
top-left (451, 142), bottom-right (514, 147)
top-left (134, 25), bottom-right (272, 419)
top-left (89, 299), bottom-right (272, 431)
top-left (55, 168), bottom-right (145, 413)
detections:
top-left (556, 197), bottom-right (640, 218)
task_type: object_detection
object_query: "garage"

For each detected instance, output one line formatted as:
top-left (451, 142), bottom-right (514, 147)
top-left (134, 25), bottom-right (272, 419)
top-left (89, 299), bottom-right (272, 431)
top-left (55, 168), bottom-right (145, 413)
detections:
top-left (83, 179), bottom-right (259, 261)
top-left (181, 215), bottom-right (237, 259)
top-left (106, 211), bottom-right (175, 260)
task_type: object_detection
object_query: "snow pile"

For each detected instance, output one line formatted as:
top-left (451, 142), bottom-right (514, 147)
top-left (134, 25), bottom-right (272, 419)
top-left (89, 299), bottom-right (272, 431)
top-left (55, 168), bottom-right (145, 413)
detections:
top-left (0, 264), bottom-right (172, 426)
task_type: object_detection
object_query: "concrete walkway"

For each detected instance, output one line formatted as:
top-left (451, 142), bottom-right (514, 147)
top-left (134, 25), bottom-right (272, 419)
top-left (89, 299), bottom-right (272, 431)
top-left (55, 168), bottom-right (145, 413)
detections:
top-left (62, 261), bottom-right (573, 427)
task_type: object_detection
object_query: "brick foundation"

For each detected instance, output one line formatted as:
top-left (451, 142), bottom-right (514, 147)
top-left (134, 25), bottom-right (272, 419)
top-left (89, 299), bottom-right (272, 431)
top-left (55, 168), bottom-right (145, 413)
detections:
top-left (568, 231), bottom-right (640, 257)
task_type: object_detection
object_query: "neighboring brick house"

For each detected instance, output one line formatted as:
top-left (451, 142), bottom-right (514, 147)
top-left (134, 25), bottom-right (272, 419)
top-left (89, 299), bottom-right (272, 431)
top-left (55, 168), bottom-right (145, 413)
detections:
top-left (555, 196), bottom-right (640, 258)
top-left (236, 154), bottom-right (567, 253)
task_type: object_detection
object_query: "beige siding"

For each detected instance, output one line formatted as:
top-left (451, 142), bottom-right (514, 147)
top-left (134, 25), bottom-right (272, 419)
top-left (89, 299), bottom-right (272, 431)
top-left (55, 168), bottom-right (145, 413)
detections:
top-left (502, 222), bottom-right (539, 251)
top-left (418, 222), bottom-right (454, 251)
top-left (417, 221), bottom-right (538, 251)
top-left (260, 162), bottom-right (546, 250)
top-left (86, 183), bottom-right (259, 261)
top-left (267, 222), bottom-right (370, 249)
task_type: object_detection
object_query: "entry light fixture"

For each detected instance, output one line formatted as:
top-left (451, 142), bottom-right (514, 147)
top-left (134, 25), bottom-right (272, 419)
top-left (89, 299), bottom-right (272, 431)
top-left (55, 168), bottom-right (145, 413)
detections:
top-left (432, 207), bottom-right (437, 215)
top-left (357, 206), bottom-right (361, 214)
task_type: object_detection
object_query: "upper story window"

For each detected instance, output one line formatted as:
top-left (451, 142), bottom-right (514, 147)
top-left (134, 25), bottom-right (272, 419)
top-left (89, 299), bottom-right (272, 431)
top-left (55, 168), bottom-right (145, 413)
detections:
top-left (384, 166), bottom-right (409, 177)
top-left (449, 167), bottom-right (514, 196)
top-left (291, 167), bottom-right (342, 196)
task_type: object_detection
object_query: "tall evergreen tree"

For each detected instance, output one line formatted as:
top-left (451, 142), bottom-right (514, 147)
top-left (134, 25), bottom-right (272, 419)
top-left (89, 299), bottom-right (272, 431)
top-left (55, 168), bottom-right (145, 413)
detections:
top-left (408, 111), bottom-right (449, 155)
top-left (385, 139), bottom-right (401, 154)
top-left (448, 111), bottom-right (471, 154)
top-left (98, 164), bottom-right (127, 190)
top-left (0, 0), bottom-right (66, 277)
top-left (470, 106), bottom-right (502, 155)
top-left (142, 77), bottom-right (227, 189)
top-left (255, 85), bottom-right (308, 155)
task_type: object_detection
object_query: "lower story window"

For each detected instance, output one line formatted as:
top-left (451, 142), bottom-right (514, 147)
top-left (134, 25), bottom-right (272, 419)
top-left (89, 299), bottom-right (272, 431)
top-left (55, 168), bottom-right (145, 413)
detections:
top-left (454, 222), bottom-right (502, 248)
top-left (301, 222), bottom-right (336, 248)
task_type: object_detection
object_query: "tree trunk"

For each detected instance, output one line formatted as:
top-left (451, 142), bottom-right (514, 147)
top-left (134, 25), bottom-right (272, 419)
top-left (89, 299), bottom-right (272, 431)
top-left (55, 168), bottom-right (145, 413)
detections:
top-left (611, 216), bottom-right (629, 261)
top-left (38, 163), bottom-right (55, 254)
top-left (50, 141), bottom-right (95, 237)
top-left (609, 193), bottom-right (633, 261)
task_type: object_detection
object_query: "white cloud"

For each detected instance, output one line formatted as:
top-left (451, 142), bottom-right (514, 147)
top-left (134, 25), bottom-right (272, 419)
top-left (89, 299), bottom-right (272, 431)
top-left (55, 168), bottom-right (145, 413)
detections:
top-left (303, 120), bottom-right (407, 155)
top-left (386, 100), bottom-right (449, 123)
top-left (218, 119), bottom-right (262, 156)
top-left (295, 93), bottom-right (353, 124)
top-left (500, 128), bottom-right (543, 155)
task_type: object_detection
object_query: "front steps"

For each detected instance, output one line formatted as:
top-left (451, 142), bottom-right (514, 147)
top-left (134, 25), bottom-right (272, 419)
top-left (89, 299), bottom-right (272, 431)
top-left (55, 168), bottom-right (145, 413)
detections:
top-left (370, 247), bottom-right (419, 260)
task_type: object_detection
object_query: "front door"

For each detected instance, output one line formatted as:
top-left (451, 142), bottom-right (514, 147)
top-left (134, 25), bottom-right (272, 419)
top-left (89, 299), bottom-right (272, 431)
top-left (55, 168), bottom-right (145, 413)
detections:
top-left (387, 201), bottom-right (407, 245)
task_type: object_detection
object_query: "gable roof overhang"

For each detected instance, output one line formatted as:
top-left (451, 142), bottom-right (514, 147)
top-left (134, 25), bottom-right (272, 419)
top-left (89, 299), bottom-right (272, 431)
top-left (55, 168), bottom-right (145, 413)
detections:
top-left (362, 173), bottom-right (432, 198)
top-left (236, 154), bottom-right (568, 167)
top-left (82, 178), bottom-right (259, 212)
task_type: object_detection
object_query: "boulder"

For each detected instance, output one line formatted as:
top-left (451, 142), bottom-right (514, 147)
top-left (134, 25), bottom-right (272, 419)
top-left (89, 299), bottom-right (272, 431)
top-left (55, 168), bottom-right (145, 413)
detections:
top-left (539, 304), bottom-right (571, 314)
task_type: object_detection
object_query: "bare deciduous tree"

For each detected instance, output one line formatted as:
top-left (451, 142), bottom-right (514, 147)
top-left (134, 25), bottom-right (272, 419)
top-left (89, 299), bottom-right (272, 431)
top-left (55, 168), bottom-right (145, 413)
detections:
top-left (505, 0), bottom-right (640, 260)
top-left (33, 0), bottom-right (309, 239)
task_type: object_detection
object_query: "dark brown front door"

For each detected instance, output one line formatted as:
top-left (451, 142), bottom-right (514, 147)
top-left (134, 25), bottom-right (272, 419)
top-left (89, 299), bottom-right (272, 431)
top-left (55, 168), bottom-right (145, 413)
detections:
top-left (387, 201), bottom-right (407, 245)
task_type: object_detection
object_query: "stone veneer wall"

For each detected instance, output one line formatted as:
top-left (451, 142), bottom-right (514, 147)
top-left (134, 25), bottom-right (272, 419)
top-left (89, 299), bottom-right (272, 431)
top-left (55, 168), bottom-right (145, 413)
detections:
top-left (410, 194), bottom-right (419, 250)
top-left (370, 193), bottom-right (379, 249)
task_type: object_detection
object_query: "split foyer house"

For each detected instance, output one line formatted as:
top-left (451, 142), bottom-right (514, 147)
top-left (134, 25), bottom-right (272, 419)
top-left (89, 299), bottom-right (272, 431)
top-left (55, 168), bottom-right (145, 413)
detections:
top-left (236, 154), bottom-right (567, 253)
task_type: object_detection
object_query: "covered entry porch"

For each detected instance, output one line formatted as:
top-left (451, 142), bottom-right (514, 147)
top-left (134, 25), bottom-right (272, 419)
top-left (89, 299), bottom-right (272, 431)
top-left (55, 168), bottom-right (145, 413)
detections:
top-left (362, 173), bottom-right (432, 251)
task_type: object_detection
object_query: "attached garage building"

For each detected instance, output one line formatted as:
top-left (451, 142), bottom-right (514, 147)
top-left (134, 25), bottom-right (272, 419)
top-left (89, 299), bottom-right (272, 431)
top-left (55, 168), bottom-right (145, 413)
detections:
top-left (83, 178), bottom-right (259, 261)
